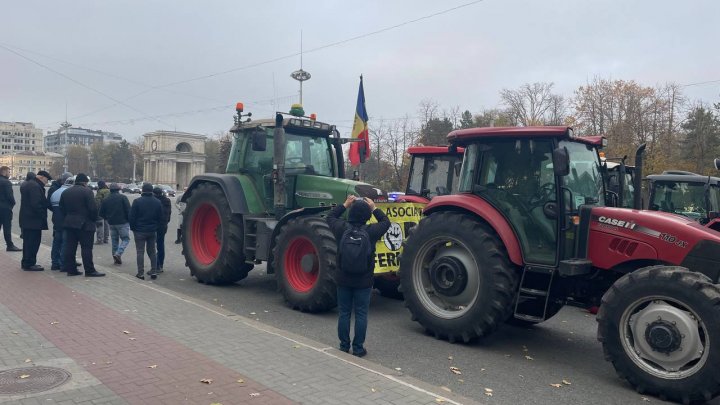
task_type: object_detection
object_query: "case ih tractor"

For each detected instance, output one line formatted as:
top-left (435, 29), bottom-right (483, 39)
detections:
top-left (401, 146), bottom-right (463, 204)
top-left (180, 104), bottom-right (386, 312)
top-left (399, 126), bottom-right (720, 403)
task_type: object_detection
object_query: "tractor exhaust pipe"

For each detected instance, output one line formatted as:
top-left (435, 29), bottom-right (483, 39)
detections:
top-left (633, 143), bottom-right (647, 210)
top-left (273, 113), bottom-right (286, 220)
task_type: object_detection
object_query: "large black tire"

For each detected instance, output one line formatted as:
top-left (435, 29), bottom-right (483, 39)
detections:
top-left (374, 275), bottom-right (403, 300)
top-left (182, 183), bottom-right (253, 284)
top-left (597, 266), bottom-right (720, 404)
top-left (272, 216), bottom-right (337, 312)
top-left (399, 211), bottom-right (519, 343)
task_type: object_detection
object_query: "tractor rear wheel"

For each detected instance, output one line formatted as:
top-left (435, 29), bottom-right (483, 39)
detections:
top-left (182, 183), bottom-right (253, 284)
top-left (597, 266), bottom-right (720, 403)
top-left (399, 211), bottom-right (518, 343)
top-left (273, 216), bottom-right (337, 312)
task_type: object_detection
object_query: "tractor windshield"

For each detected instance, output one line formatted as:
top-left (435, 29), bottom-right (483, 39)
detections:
top-left (649, 181), bottom-right (719, 220)
top-left (561, 141), bottom-right (605, 209)
top-left (407, 155), bottom-right (459, 198)
top-left (284, 132), bottom-right (334, 177)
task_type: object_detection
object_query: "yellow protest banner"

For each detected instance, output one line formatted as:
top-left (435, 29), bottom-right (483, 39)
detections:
top-left (369, 202), bottom-right (425, 274)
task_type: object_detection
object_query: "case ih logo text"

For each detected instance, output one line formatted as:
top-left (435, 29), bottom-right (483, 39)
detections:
top-left (598, 216), bottom-right (637, 230)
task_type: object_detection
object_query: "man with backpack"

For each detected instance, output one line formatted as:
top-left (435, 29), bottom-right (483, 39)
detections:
top-left (326, 195), bottom-right (390, 357)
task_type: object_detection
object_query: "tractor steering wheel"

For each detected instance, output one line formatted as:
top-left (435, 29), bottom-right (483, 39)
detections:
top-left (286, 157), bottom-right (305, 166)
top-left (529, 183), bottom-right (555, 207)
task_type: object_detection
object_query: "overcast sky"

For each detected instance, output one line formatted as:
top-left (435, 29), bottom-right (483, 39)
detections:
top-left (1, 0), bottom-right (719, 142)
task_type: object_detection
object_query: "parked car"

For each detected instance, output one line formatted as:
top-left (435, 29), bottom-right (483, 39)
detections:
top-left (158, 184), bottom-right (176, 197)
top-left (122, 184), bottom-right (141, 194)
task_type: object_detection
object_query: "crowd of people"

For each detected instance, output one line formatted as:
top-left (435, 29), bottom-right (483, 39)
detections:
top-left (0, 166), bottom-right (180, 280)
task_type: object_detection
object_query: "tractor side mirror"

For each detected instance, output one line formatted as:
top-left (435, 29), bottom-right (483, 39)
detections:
top-left (252, 129), bottom-right (267, 151)
top-left (715, 158), bottom-right (720, 171)
top-left (552, 147), bottom-right (570, 177)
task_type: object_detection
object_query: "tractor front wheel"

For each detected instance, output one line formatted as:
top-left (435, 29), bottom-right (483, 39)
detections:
top-left (399, 212), bottom-right (518, 343)
top-left (273, 217), bottom-right (337, 312)
top-left (597, 265), bottom-right (720, 403)
top-left (182, 183), bottom-right (253, 284)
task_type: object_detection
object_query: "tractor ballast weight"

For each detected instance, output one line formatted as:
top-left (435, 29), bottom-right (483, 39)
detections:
top-left (181, 104), bottom-right (389, 313)
top-left (400, 126), bottom-right (720, 403)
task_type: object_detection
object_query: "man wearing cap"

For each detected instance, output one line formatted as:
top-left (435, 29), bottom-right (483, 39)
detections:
top-left (59, 173), bottom-right (105, 277)
top-left (152, 186), bottom-right (172, 272)
top-left (19, 170), bottom-right (52, 271)
top-left (100, 183), bottom-right (131, 265)
top-left (48, 171), bottom-right (72, 200)
top-left (0, 166), bottom-right (21, 252)
top-left (49, 174), bottom-right (73, 270)
top-left (129, 183), bottom-right (163, 280)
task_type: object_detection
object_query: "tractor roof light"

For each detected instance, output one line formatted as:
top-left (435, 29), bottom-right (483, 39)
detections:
top-left (236, 102), bottom-right (244, 112)
top-left (310, 113), bottom-right (317, 121)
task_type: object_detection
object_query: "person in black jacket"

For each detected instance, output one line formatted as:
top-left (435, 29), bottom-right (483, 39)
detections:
top-left (0, 166), bottom-right (21, 252)
top-left (129, 183), bottom-right (163, 280)
top-left (49, 174), bottom-right (74, 270)
top-left (59, 173), bottom-right (105, 277)
top-left (47, 172), bottom-right (72, 201)
top-left (153, 187), bottom-right (172, 272)
top-left (326, 195), bottom-right (390, 357)
top-left (19, 170), bottom-right (52, 271)
top-left (100, 183), bottom-right (131, 265)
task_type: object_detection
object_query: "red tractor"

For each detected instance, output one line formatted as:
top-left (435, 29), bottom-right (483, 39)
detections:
top-left (402, 146), bottom-right (463, 204)
top-left (400, 126), bottom-right (720, 403)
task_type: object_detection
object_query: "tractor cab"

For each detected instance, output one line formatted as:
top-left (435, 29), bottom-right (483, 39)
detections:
top-left (646, 171), bottom-right (720, 225)
top-left (404, 146), bottom-right (463, 203)
top-left (603, 158), bottom-right (636, 209)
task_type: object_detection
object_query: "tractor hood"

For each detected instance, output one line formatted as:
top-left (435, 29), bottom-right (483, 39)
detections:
top-left (292, 175), bottom-right (387, 209)
top-left (588, 206), bottom-right (720, 281)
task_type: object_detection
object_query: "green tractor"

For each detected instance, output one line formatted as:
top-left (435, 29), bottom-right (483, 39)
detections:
top-left (180, 103), bottom-right (385, 312)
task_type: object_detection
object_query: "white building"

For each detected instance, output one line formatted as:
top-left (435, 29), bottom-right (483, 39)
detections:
top-left (44, 126), bottom-right (123, 154)
top-left (0, 121), bottom-right (44, 155)
top-left (142, 131), bottom-right (206, 188)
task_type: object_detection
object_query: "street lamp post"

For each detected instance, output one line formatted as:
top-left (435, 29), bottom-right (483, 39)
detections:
top-left (60, 121), bottom-right (71, 172)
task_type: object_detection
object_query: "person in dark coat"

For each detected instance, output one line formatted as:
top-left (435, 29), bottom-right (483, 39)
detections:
top-left (19, 170), bottom-right (52, 271)
top-left (129, 183), bottom-right (163, 280)
top-left (47, 172), bottom-right (72, 201)
top-left (153, 187), bottom-right (172, 271)
top-left (0, 166), bottom-right (21, 252)
top-left (49, 173), bottom-right (74, 270)
top-left (326, 195), bottom-right (390, 357)
top-left (59, 173), bottom-right (105, 277)
top-left (100, 183), bottom-right (131, 265)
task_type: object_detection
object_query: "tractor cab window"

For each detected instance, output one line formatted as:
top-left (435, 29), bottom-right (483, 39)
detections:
top-left (649, 181), bottom-right (718, 221)
top-left (407, 156), bottom-right (425, 195)
top-left (284, 133), bottom-right (333, 177)
top-left (560, 141), bottom-right (605, 210)
top-left (426, 157), bottom-right (455, 197)
top-left (471, 139), bottom-right (557, 265)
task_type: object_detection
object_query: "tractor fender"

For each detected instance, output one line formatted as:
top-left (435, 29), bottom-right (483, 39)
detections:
top-left (181, 174), bottom-right (249, 215)
top-left (423, 195), bottom-right (523, 266)
top-left (265, 206), bottom-right (331, 274)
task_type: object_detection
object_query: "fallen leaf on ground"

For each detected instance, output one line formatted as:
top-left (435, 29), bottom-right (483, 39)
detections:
top-left (447, 356), bottom-right (453, 360)
top-left (128, 338), bottom-right (136, 341)
top-left (485, 392), bottom-right (493, 397)
top-left (292, 345), bottom-right (300, 349)
top-left (179, 278), bottom-right (185, 281)
top-left (449, 366), bottom-right (462, 375)
top-left (485, 388), bottom-right (493, 393)
top-left (525, 355), bottom-right (534, 360)
top-left (371, 388), bottom-right (376, 393)
top-left (24, 359), bottom-right (31, 363)
top-left (562, 379), bottom-right (571, 385)
top-left (550, 383), bottom-right (562, 388)
top-left (11, 331), bottom-right (18, 334)
top-left (641, 397), bottom-right (650, 402)
top-left (458, 379), bottom-right (464, 383)
top-left (122, 330), bottom-right (131, 335)
top-left (147, 365), bottom-right (157, 369)
top-left (200, 378), bottom-right (213, 384)
top-left (395, 367), bottom-right (402, 371)
top-left (440, 386), bottom-right (452, 392)
top-left (249, 312), bottom-right (256, 315)
top-left (480, 368), bottom-right (486, 371)
top-left (249, 393), bottom-right (260, 397)
top-left (435, 399), bottom-right (445, 403)
top-left (236, 379), bottom-right (244, 384)
top-left (263, 310), bottom-right (269, 313)
top-left (50, 322), bottom-right (59, 325)
top-left (19, 374), bottom-right (30, 379)
top-left (106, 361), bottom-right (113, 364)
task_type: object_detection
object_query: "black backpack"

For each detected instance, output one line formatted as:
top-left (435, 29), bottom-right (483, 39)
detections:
top-left (339, 224), bottom-right (372, 274)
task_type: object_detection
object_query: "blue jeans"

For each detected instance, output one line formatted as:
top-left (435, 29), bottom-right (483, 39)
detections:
top-left (51, 228), bottom-right (66, 267)
top-left (109, 224), bottom-right (130, 256)
top-left (337, 286), bottom-right (372, 353)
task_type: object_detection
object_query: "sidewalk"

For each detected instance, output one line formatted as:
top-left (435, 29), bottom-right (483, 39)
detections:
top-left (0, 239), bottom-right (479, 405)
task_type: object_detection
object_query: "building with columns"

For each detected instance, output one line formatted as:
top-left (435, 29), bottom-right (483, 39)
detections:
top-left (142, 131), bottom-right (206, 188)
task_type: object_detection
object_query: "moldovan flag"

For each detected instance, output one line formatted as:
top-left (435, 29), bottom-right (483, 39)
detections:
top-left (349, 76), bottom-right (370, 166)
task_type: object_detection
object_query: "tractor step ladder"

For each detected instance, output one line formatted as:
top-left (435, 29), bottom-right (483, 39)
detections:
top-left (513, 265), bottom-right (555, 323)
top-left (243, 218), bottom-right (258, 263)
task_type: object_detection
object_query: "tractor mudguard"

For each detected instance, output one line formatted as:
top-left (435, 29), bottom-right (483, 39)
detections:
top-left (423, 194), bottom-right (524, 266)
top-left (182, 174), bottom-right (250, 215)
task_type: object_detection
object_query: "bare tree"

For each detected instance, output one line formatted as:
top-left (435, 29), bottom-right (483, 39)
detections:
top-left (501, 82), bottom-right (564, 126)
